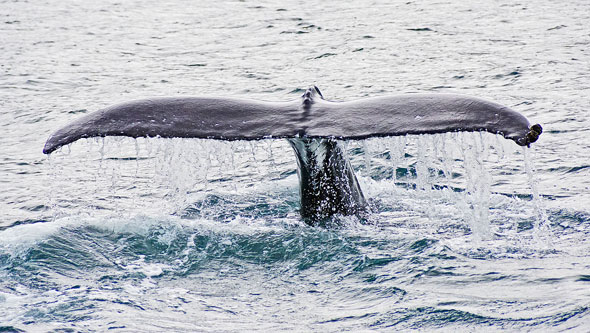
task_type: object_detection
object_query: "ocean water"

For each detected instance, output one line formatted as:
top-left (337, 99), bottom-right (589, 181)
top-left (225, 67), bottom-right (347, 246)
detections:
top-left (1, 0), bottom-right (589, 331)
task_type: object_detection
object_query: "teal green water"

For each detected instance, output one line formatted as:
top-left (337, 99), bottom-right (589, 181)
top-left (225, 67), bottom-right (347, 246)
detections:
top-left (2, 202), bottom-right (589, 330)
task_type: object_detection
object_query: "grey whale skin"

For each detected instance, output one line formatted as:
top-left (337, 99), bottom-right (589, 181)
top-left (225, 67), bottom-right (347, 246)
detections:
top-left (43, 86), bottom-right (542, 222)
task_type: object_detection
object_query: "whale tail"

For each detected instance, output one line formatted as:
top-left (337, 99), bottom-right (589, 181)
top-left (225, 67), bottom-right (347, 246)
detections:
top-left (42, 87), bottom-right (542, 221)
top-left (43, 87), bottom-right (541, 154)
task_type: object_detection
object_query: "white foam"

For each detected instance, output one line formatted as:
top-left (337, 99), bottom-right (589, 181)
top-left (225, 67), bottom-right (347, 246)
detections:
top-left (0, 219), bottom-right (69, 256)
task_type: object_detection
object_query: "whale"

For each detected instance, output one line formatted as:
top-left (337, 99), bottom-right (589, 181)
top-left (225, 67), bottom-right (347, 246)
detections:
top-left (43, 86), bottom-right (542, 222)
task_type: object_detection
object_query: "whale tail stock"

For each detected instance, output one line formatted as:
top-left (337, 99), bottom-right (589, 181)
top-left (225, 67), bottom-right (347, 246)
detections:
top-left (43, 87), bottom-right (542, 221)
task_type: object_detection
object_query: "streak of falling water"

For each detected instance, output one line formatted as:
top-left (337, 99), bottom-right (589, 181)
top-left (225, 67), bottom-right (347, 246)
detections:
top-left (524, 146), bottom-right (552, 245)
top-left (415, 135), bottom-right (432, 191)
top-left (367, 133), bottom-right (504, 239)
top-left (388, 136), bottom-right (406, 183)
top-left (134, 139), bottom-right (140, 178)
top-left (362, 140), bottom-right (371, 176)
top-left (460, 132), bottom-right (492, 239)
top-left (229, 141), bottom-right (238, 192)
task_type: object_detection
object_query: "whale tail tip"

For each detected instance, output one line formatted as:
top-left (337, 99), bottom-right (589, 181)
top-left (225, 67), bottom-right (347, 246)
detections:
top-left (526, 124), bottom-right (543, 147)
top-left (314, 86), bottom-right (323, 99)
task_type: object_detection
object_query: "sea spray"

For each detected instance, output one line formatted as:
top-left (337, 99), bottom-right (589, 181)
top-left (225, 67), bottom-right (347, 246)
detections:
top-left (45, 134), bottom-right (544, 240)
top-left (356, 133), bottom-right (530, 239)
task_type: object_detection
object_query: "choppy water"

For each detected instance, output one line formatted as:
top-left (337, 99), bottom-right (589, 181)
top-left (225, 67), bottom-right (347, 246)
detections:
top-left (1, 0), bottom-right (590, 331)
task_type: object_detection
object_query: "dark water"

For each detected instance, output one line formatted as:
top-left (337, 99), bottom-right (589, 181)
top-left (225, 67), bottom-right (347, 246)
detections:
top-left (1, 0), bottom-right (590, 331)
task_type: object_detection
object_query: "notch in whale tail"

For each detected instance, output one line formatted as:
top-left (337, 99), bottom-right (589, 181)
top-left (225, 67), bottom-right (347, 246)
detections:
top-left (42, 87), bottom-right (542, 221)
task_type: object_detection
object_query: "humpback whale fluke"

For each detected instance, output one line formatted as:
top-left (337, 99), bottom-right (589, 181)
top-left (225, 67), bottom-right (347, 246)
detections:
top-left (43, 87), bottom-right (542, 221)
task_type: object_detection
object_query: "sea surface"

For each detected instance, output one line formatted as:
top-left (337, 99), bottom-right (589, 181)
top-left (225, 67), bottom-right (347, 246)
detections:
top-left (1, 0), bottom-right (590, 331)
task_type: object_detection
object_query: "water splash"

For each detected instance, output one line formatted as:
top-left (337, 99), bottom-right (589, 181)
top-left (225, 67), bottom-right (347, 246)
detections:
top-left (45, 133), bottom-right (544, 241)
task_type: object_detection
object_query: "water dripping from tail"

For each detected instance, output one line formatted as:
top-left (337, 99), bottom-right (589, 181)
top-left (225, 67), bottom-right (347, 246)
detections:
top-left (43, 133), bottom-right (546, 241)
top-left (524, 146), bottom-right (552, 246)
top-left (357, 132), bottom-right (540, 239)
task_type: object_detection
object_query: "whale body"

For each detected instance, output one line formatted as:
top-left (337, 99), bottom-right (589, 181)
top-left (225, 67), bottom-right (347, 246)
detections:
top-left (43, 86), bottom-right (542, 222)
